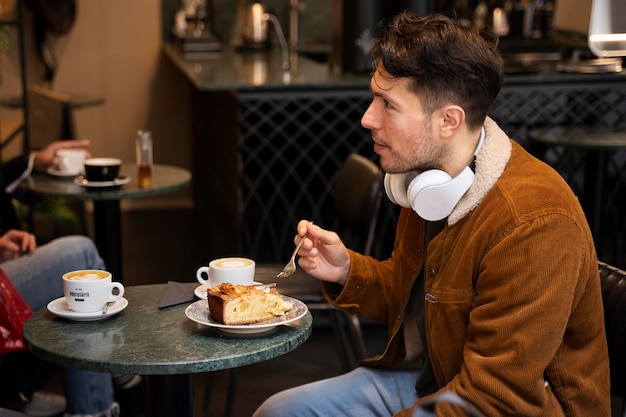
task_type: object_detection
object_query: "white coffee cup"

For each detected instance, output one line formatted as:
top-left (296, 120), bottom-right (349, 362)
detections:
top-left (57, 149), bottom-right (86, 173)
top-left (196, 257), bottom-right (255, 288)
top-left (62, 269), bottom-right (125, 313)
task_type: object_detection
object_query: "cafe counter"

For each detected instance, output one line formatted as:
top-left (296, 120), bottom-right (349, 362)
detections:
top-left (163, 43), bottom-right (626, 265)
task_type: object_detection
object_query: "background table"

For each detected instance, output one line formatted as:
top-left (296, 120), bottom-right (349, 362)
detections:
top-left (23, 284), bottom-right (312, 417)
top-left (529, 127), bottom-right (626, 263)
top-left (21, 164), bottom-right (191, 282)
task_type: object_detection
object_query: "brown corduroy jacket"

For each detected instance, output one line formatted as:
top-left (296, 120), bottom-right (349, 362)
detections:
top-left (325, 118), bottom-right (611, 416)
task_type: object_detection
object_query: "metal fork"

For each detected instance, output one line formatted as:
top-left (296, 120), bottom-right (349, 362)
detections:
top-left (277, 223), bottom-right (312, 278)
top-left (277, 238), bottom-right (305, 278)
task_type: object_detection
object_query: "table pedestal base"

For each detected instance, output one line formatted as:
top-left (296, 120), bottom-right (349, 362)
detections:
top-left (147, 375), bottom-right (193, 417)
top-left (93, 200), bottom-right (122, 282)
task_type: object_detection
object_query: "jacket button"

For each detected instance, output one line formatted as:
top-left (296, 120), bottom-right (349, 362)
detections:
top-left (429, 268), bottom-right (436, 277)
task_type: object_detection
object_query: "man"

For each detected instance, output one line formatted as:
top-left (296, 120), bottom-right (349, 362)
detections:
top-left (254, 12), bottom-right (610, 417)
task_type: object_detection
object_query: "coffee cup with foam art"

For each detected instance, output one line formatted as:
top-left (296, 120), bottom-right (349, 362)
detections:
top-left (62, 270), bottom-right (124, 313)
top-left (196, 257), bottom-right (255, 288)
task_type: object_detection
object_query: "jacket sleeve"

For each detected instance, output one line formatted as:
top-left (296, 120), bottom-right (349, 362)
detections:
top-left (0, 154), bottom-right (29, 187)
top-left (323, 250), bottom-right (395, 323)
top-left (0, 155), bottom-right (30, 234)
top-left (322, 208), bottom-right (424, 325)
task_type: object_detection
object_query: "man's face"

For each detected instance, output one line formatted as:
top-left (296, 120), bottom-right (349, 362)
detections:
top-left (361, 69), bottom-right (443, 175)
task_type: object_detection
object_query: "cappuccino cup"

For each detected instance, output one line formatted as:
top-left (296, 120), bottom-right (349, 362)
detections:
top-left (57, 149), bottom-right (86, 173)
top-left (196, 257), bottom-right (255, 288)
top-left (62, 270), bottom-right (124, 313)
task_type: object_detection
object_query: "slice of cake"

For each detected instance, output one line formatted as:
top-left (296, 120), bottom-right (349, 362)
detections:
top-left (207, 283), bottom-right (293, 325)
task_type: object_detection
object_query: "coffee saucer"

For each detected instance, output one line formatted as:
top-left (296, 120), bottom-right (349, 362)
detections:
top-left (47, 296), bottom-right (128, 322)
top-left (194, 282), bottom-right (262, 299)
top-left (47, 167), bottom-right (81, 178)
top-left (185, 297), bottom-right (308, 334)
top-left (74, 175), bottom-right (131, 189)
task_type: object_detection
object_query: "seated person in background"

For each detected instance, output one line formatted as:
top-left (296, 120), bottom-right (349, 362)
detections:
top-left (254, 12), bottom-right (610, 417)
top-left (0, 234), bottom-right (119, 417)
top-left (0, 140), bottom-right (132, 417)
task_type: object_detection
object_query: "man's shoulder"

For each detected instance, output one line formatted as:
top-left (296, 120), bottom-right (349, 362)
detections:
top-left (490, 143), bottom-right (587, 224)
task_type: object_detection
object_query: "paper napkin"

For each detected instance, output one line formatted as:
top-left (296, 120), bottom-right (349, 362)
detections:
top-left (158, 281), bottom-right (199, 309)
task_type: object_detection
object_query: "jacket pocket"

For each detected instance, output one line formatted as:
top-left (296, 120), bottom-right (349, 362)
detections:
top-left (424, 287), bottom-right (475, 376)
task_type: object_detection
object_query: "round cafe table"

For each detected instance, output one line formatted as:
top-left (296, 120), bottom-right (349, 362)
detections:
top-left (23, 284), bottom-right (313, 417)
top-left (529, 127), bottom-right (626, 260)
top-left (20, 163), bottom-right (191, 283)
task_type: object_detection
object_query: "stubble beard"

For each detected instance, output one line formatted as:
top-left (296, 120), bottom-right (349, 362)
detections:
top-left (382, 124), bottom-right (444, 175)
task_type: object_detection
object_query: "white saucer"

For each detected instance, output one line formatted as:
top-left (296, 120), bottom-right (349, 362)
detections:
top-left (194, 282), bottom-right (262, 299)
top-left (74, 175), bottom-right (131, 188)
top-left (185, 297), bottom-right (308, 335)
top-left (47, 167), bottom-right (81, 177)
top-left (47, 296), bottom-right (128, 321)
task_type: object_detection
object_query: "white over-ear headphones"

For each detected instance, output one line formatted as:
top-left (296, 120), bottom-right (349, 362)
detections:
top-left (384, 128), bottom-right (485, 221)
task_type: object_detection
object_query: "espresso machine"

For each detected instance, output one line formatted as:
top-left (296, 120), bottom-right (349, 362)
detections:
top-left (173, 0), bottom-right (222, 52)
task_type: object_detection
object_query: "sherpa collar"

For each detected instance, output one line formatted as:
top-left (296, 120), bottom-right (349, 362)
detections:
top-left (448, 117), bottom-right (512, 225)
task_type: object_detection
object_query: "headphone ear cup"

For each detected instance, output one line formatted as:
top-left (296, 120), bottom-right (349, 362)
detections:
top-left (385, 166), bottom-right (475, 220)
top-left (408, 167), bottom-right (475, 221)
top-left (407, 170), bottom-right (452, 220)
top-left (384, 173), bottom-right (413, 208)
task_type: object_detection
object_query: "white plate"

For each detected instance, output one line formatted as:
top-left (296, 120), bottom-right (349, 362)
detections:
top-left (47, 167), bottom-right (81, 177)
top-left (47, 296), bottom-right (128, 322)
top-left (194, 282), bottom-right (263, 299)
top-left (74, 175), bottom-right (131, 188)
top-left (185, 297), bottom-right (308, 335)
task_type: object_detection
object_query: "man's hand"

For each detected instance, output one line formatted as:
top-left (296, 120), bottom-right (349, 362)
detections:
top-left (0, 230), bottom-right (36, 262)
top-left (295, 220), bottom-right (351, 286)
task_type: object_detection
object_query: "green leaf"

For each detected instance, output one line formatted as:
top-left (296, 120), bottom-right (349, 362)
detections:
top-left (12, 198), bottom-right (79, 225)
top-left (0, 29), bottom-right (10, 53)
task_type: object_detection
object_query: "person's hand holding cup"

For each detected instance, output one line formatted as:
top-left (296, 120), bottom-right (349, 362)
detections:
top-left (56, 149), bottom-right (87, 173)
top-left (62, 270), bottom-right (124, 313)
top-left (196, 257), bottom-right (255, 288)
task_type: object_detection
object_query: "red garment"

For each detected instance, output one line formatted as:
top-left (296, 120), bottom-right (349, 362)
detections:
top-left (0, 268), bottom-right (33, 354)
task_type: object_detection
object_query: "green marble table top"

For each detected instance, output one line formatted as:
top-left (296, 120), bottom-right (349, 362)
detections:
top-left (23, 284), bottom-right (313, 375)
top-left (21, 164), bottom-right (191, 201)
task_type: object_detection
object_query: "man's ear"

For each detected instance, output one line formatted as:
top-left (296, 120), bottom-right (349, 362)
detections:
top-left (437, 105), bottom-right (465, 138)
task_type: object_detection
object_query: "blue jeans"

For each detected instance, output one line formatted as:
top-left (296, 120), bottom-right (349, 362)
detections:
top-left (4, 235), bottom-right (116, 416)
top-left (253, 366), bottom-right (421, 417)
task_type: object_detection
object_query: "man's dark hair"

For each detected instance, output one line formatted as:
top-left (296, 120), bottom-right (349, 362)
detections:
top-left (369, 12), bottom-right (504, 131)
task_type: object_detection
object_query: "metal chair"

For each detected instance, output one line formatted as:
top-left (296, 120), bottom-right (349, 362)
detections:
top-left (259, 152), bottom-right (383, 370)
top-left (204, 153), bottom-right (383, 417)
top-left (326, 152), bottom-right (384, 366)
top-left (598, 261), bottom-right (626, 417)
top-left (27, 86), bottom-right (75, 149)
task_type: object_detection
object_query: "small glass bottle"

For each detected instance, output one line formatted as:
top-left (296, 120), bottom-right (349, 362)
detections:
top-left (136, 130), bottom-right (153, 188)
